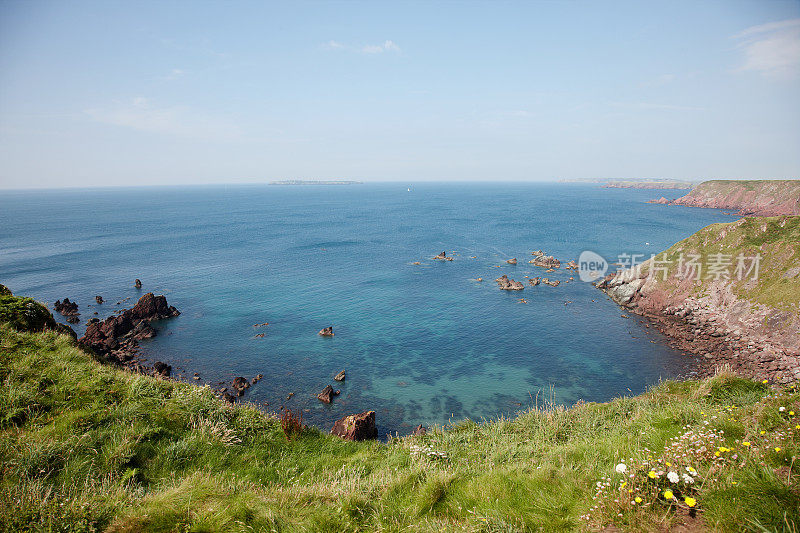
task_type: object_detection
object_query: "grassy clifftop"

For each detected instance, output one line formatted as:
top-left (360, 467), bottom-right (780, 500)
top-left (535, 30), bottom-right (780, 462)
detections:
top-left (1, 305), bottom-right (799, 531)
top-left (647, 216), bottom-right (800, 308)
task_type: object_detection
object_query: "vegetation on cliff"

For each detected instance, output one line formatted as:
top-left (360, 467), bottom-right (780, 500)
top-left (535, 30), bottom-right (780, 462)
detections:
top-left (1, 296), bottom-right (798, 532)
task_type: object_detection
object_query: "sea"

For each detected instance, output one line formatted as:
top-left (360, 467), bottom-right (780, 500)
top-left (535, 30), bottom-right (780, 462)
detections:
top-left (0, 183), bottom-right (734, 435)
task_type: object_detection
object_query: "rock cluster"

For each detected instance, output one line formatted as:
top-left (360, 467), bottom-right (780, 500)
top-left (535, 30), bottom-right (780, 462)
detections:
top-left (506, 258), bottom-right (517, 265)
top-left (530, 251), bottom-right (561, 269)
top-left (317, 384), bottom-right (341, 403)
top-left (54, 298), bottom-right (79, 323)
top-left (78, 292), bottom-right (180, 370)
top-left (495, 275), bottom-right (524, 290)
top-left (433, 251), bottom-right (453, 261)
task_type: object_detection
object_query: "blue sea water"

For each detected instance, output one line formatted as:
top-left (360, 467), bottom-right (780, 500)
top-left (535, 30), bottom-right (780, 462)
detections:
top-left (0, 183), bottom-right (734, 434)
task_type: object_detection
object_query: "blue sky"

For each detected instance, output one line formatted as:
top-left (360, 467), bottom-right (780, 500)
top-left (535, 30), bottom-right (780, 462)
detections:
top-left (1, 0), bottom-right (799, 188)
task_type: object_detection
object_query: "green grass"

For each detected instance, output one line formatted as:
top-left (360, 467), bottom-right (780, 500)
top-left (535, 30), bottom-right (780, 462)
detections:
top-left (1, 324), bottom-right (798, 532)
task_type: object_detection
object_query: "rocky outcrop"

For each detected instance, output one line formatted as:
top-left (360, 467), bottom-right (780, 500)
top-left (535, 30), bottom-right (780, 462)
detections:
top-left (542, 278), bottom-right (560, 287)
top-left (331, 411), bottom-right (377, 441)
top-left (412, 424), bottom-right (427, 436)
top-left (495, 275), bottom-right (524, 290)
top-left (134, 279), bottom-right (142, 289)
top-left (54, 298), bottom-right (79, 317)
top-left (530, 251), bottom-right (561, 269)
top-left (433, 251), bottom-right (453, 261)
top-left (318, 326), bottom-right (334, 336)
top-left (596, 216), bottom-right (800, 383)
top-left (603, 180), bottom-right (693, 189)
top-left (528, 277), bottom-right (541, 286)
top-left (317, 384), bottom-right (340, 403)
top-left (506, 258), bottom-right (517, 265)
top-left (153, 361), bottom-right (171, 378)
top-left (78, 292), bottom-right (180, 368)
top-left (95, 296), bottom-right (104, 304)
top-left (648, 180), bottom-right (800, 216)
top-left (334, 370), bottom-right (346, 381)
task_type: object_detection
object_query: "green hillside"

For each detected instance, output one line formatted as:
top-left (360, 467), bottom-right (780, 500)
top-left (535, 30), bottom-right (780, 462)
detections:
top-left (0, 293), bottom-right (798, 532)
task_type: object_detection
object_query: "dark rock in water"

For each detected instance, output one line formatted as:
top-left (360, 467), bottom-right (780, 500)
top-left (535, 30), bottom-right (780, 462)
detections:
top-left (222, 391), bottom-right (235, 404)
top-left (542, 278), bottom-right (561, 287)
top-left (332, 411), bottom-right (377, 441)
top-left (232, 376), bottom-right (250, 392)
top-left (252, 373), bottom-right (264, 384)
top-left (95, 296), bottom-right (104, 304)
top-left (317, 384), bottom-right (340, 403)
top-left (134, 279), bottom-right (142, 289)
top-left (495, 274), bottom-right (525, 290)
top-left (334, 370), bottom-right (346, 381)
top-left (153, 361), bottom-right (171, 378)
top-left (66, 316), bottom-right (80, 324)
top-left (565, 260), bottom-right (579, 271)
top-left (412, 424), bottom-right (427, 436)
top-left (54, 298), bottom-right (79, 316)
top-left (318, 326), bottom-right (334, 336)
top-left (529, 277), bottom-right (541, 286)
top-left (78, 292), bottom-right (180, 367)
top-left (433, 251), bottom-right (447, 260)
top-left (131, 292), bottom-right (180, 321)
top-left (506, 258), bottom-right (517, 265)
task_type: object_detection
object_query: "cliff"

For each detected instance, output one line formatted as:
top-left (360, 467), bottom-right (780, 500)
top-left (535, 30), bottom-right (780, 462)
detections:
top-left (598, 216), bottom-right (800, 383)
top-left (603, 180), bottom-right (693, 189)
top-left (650, 179), bottom-right (800, 216)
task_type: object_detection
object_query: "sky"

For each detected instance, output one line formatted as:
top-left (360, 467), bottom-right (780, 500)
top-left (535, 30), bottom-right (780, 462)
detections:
top-left (1, 0), bottom-right (799, 188)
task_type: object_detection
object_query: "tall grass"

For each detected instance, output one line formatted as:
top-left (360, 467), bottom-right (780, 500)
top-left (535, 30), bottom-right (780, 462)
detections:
top-left (1, 324), bottom-right (797, 532)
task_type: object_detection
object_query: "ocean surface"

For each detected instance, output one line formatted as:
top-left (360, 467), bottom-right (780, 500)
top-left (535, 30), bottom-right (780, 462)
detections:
top-left (0, 183), bottom-right (734, 435)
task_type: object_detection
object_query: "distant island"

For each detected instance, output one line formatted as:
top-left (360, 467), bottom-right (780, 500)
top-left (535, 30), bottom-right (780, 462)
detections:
top-left (269, 180), bottom-right (363, 185)
top-left (649, 179), bottom-right (800, 216)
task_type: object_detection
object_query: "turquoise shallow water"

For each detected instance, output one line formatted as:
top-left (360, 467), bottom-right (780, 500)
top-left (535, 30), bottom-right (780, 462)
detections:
top-left (0, 183), bottom-right (734, 434)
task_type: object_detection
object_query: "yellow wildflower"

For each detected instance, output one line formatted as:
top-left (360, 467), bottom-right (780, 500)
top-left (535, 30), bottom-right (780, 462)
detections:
top-left (760, 430), bottom-right (766, 435)
top-left (790, 411), bottom-right (795, 416)
top-left (620, 481), bottom-right (627, 489)
top-left (714, 451), bottom-right (720, 457)
top-left (795, 425), bottom-right (800, 429)
top-left (775, 447), bottom-right (781, 452)
top-left (685, 497), bottom-right (696, 507)
top-left (665, 461), bottom-right (671, 467)
top-left (742, 441), bottom-right (751, 447)
top-left (663, 490), bottom-right (674, 500)
top-left (648, 471), bottom-right (657, 479)
top-left (762, 379), bottom-right (768, 384)
top-left (635, 496), bottom-right (642, 503)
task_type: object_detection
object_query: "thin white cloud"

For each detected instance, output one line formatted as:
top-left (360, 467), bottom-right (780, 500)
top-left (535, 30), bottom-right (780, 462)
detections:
top-left (85, 97), bottom-right (242, 141)
top-left (733, 18), bottom-right (800, 79)
top-left (322, 40), bottom-right (401, 55)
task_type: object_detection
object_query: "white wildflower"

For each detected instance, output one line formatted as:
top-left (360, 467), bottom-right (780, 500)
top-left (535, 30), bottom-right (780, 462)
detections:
top-left (615, 463), bottom-right (627, 474)
top-left (667, 471), bottom-right (680, 483)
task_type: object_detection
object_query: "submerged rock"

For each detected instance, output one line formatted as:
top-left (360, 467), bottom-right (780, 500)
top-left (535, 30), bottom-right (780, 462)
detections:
top-left (134, 279), bottom-right (142, 289)
top-left (318, 326), bottom-right (334, 336)
top-left (95, 296), bottom-right (104, 304)
top-left (433, 251), bottom-right (447, 260)
top-left (232, 377), bottom-right (250, 392)
top-left (332, 411), bottom-right (377, 441)
top-left (529, 277), bottom-right (541, 286)
top-left (334, 370), bottom-right (346, 381)
top-left (506, 258), bottom-right (517, 265)
top-left (153, 361), bottom-right (171, 378)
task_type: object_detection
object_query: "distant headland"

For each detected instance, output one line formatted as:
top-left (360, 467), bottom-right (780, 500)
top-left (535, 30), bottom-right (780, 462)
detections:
top-left (268, 180), bottom-right (363, 185)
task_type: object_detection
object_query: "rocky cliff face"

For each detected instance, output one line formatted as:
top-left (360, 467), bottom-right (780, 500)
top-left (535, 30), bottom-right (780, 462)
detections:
top-left (651, 180), bottom-right (800, 216)
top-left (597, 216), bottom-right (800, 383)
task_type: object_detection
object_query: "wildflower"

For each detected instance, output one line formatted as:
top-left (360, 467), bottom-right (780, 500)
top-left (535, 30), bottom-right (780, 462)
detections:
top-left (795, 425), bottom-right (800, 430)
top-left (762, 379), bottom-right (768, 384)
top-left (648, 471), bottom-right (658, 479)
top-left (685, 497), bottom-right (696, 507)
top-left (665, 461), bottom-right (671, 467)
top-left (667, 471), bottom-right (679, 483)
top-left (620, 481), bottom-right (627, 489)
top-left (760, 430), bottom-right (766, 435)
top-left (686, 466), bottom-right (696, 474)
top-left (779, 407), bottom-right (785, 412)
top-left (615, 463), bottom-right (627, 474)
top-left (635, 496), bottom-right (642, 503)
top-left (742, 441), bottom-right (751, 447)
top-left (775, 447), bottom-right (781, 452)
top-left (790, 411), bottom-right (795, 416)
top-left (663, 490), bottom-right (674, 500)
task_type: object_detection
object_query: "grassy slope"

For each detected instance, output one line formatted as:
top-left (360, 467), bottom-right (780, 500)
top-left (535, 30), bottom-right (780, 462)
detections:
top-left (1, 325), bottom-right (798, 532)
top-left (637, 216), bottom-right (800, 309)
